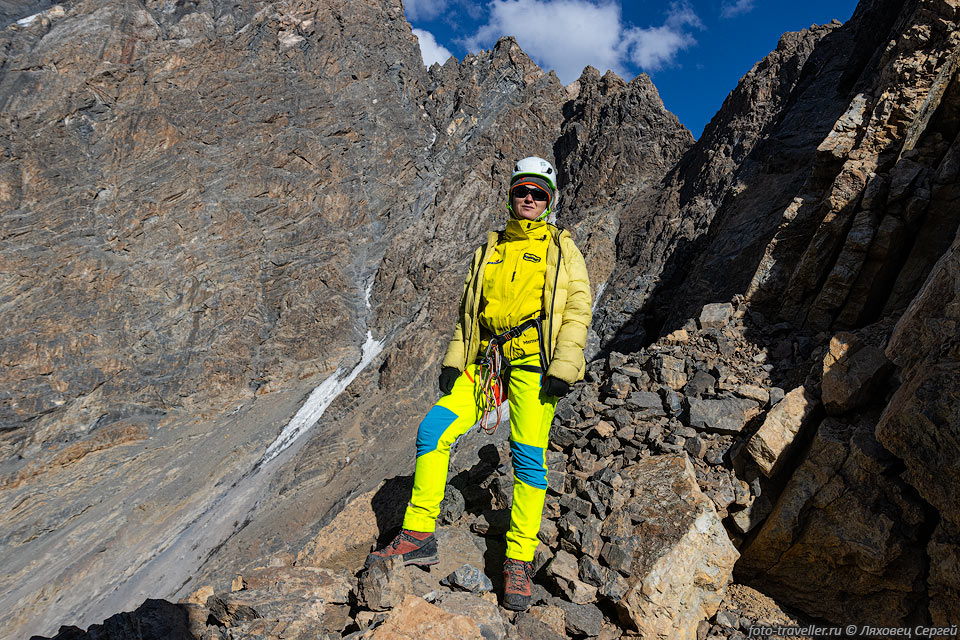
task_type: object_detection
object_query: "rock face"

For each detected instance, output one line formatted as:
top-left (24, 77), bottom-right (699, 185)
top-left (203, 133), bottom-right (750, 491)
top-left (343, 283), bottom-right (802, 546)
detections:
top-left (0, 0), bottom-right (694, 636)
top-left (745, 386), bottom-right (819, 477)
top-left (737, 418), bottom-right (930, 624)
top-left (586, 0), bottom-right (960, 629)
top-left (612, 455), bottom-right (739, 638)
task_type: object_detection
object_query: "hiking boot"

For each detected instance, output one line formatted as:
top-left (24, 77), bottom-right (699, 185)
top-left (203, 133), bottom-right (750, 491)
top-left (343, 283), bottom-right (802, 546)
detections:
top-left (364, 529), bottom-right (438, 568)
top-left (502, 558), bottom-right (535, 611)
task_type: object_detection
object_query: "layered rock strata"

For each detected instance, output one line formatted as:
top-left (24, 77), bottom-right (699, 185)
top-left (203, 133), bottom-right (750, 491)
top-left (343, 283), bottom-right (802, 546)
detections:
top-left (0, 0), bottom-right (690, 637)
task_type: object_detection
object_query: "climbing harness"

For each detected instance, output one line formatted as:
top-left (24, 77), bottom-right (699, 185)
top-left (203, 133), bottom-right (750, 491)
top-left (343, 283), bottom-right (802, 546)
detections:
top-left (470, 316), bottom-right (547, 435)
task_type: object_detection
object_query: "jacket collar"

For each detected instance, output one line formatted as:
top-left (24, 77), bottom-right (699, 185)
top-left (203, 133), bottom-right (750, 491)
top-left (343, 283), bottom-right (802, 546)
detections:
top-left (504, 218), bottom-right (549, 241)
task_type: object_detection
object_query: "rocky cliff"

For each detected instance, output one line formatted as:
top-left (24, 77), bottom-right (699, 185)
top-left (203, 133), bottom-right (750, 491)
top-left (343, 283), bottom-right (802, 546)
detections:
top-left (3, 0), bottom-right (960, 638)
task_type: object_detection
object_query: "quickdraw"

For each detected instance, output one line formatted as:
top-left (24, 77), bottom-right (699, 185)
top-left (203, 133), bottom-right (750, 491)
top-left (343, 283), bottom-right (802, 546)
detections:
top-left (477, 340), bottom-right (506, 434)
top-left (475, 317), bottom-right (546, 435)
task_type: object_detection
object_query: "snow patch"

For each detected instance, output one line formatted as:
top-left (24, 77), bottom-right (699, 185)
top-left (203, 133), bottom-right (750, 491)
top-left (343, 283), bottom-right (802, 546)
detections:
top-left (258, 331), bottom-right (383, 467)
top-left (592, 281), bottom-right (607, 313)
top-left (364, 278), bottom-right (374, 309)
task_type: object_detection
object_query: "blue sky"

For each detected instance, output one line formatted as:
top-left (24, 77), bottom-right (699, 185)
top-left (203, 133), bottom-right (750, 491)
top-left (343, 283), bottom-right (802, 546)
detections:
top-left (407, 0), bottom-right (860, 138)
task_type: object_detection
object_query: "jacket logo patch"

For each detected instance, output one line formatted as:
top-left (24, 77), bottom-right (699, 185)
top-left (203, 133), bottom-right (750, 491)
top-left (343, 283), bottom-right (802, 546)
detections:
top-left (522, 253), bottom-right (542, 263)
top-left (487, 259), bottom-right (503, 264)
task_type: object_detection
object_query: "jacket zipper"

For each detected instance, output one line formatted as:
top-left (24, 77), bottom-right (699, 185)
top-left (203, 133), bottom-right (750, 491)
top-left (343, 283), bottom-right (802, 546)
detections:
top-left (547, 237), bottom-right (562, 365)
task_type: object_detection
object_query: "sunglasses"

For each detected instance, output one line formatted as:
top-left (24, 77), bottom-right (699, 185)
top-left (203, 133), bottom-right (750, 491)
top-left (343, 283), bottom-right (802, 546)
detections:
top-left (511, 185), bottom-right (549, 201)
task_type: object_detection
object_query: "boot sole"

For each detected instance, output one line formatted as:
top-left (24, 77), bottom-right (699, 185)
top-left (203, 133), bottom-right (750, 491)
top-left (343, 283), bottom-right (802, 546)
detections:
top-left (502, 593), bottom-right (531, 611)
top-left (365, 553), bottom-right (439, 568)
top-left (404, 554), bottom-right (439, 567)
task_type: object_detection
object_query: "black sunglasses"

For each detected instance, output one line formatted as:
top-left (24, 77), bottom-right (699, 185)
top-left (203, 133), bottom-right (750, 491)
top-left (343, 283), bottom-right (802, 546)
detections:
top-left (511, 185), bottom-right (549, 201)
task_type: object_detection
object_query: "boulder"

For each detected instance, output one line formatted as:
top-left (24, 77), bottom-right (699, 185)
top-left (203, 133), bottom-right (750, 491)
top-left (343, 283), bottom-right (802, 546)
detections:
top-left (685, 371), bottom-right (718, 397)
top-left (358, 557), bottom-right (413, 612)
top-left (655, 354), bottom-right (688, 390)
top-left (625, 391), bottom-right (666, 416)
top-left (745, 387), bottom-right (819, 477)
top-left (821, 333), bottom-right (892, 414)
top-left (606, 455), bottom-right (739, 638)
top-left (554, 599), bottom-right (604, 637)
top-left (353, 594), bottom-right (484, 640)
top-left (241, 566), bottom-right (354, 604)
top-left (513, 612), bottom-right (566, 640)
top-left (699, 303), bottom-right (735, 329)
top-left (738, 419), bottom-right (929, 625)
top-left (433, 592), bottom-right (506, 640)
top-left (688, 397), bottom-right (760, 434)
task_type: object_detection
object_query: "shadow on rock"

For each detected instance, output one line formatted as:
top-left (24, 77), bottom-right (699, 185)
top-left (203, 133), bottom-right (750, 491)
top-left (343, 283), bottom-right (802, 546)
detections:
top-left (29, 599), bottom-right (196, 640)
top-left (370, 475), bottom-right (414, 547)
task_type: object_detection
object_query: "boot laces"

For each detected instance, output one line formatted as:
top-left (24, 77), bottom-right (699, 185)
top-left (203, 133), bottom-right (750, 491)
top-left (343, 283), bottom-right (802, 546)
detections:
top-left (378, 531), bottom-right (409, 555)
top-left (504, 559), bottom-right (531, 589)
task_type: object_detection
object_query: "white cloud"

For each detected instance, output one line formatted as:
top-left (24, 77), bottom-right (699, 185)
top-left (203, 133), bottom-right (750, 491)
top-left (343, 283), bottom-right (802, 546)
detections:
top-left (405, 0), bottom-right (449, 22)
top-left (620, 2), bottom-right (702, 71)
top-left (720, 0), bottom-right (755, 18)
top-left (463, 0), bottom-right (625, 81)
top-left (461, 0), bottom-right (702, 83)
top-left (413, 28), bottom-right (454, 66)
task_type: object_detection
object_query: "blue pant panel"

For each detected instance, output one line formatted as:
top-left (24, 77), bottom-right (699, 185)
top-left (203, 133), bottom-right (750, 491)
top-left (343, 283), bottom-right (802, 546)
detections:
top-left (510, 439), bottom-right (548, 489)
top-left (415, 405), bottom-right (459, 458)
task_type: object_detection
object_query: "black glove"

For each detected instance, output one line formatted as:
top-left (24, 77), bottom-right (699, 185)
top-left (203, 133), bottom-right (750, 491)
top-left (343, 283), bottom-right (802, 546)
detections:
top-left (439, 367), bottom-right (460, 395)
top-left (542, 376), bottom-right (571, 398)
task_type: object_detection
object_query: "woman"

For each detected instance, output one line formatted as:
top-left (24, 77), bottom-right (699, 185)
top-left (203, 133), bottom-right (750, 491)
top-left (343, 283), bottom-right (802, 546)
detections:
top-left (367, 156), bottom-right (592, 611)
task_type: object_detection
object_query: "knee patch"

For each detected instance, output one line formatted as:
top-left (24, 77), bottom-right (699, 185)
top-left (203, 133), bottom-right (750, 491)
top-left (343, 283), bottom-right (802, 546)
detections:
top-left (416, 406), bottom-right (458, 458)
top-left (510, 440), bottom-right (547, 489)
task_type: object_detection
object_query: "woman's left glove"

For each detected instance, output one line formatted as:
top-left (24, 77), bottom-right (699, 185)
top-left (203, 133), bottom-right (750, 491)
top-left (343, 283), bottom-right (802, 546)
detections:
top-left (438, 367), bottom-right (460, 395)
top-left (542, 376), bottom-right (571, 398)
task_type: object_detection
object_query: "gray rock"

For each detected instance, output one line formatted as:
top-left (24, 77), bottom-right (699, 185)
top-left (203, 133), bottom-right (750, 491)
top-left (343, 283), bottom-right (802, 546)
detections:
top-left (554, 599), bottom-right (604, 637)
top-left (598, 568), bottom-right (629, 602)
top-left (560, 495), bottom-right (592, 518)
top-left (684, 436), bottom-right (707, 459)
top-left (551, 425), bottom-right (579, 448)
top-left (512, 613), bottom-right (566, 640)
top-left (560, 577), bottom-right (599, 606)
top-left (490, 475), bottom-right (514, 509)
top-left (664, 389), bottom-right (685, 415)
top-left (600, 540), bottom-right (634, 576)
top-left (578, 555), bottom-right (605, 587)
top-left (715, 609), bottom-right (739, 628)
top-left (606, 373), bottom-right (632, 399)
top-left (538, 519), bottom-right (559, 547)
top-left (440, 564), bottom-right (494, 593)
top-left (769, 387), bottom-right (786, 406)
top-left (684, 370), bottom-right (718, 397)
top-left (688, 397), bottom-right (760, 434)
top-left (730, 495), bottom-right (773, 535)
top-left (438, 486), bottom-right (466, 525)
top-left (579, 527), bottom-right (604, 558)
top-left (625, 391), bottom-right (666, 416)
top-left (655, 354), bottom-right (688, 390)
top-left (608, 455), bottom-right (739, 638)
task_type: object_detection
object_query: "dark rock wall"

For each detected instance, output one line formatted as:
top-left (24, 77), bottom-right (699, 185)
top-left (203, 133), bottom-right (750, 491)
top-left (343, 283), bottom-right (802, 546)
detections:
top-left (0, 1), bottom-right (690, 636)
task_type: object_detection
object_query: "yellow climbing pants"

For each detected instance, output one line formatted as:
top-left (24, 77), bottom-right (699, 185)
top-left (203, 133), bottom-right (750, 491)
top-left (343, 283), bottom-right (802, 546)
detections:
top-left (402, 353), bottom-right (557, 562)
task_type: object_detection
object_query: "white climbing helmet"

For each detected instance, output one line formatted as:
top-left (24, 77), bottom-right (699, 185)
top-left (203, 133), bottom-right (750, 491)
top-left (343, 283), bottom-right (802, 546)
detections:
top-left (508, 156), bottom-right (560, 220)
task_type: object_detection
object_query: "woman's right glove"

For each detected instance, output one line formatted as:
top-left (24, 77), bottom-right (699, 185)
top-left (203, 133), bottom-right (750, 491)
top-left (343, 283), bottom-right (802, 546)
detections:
top-left (438, 367), bottom-right (460, 395)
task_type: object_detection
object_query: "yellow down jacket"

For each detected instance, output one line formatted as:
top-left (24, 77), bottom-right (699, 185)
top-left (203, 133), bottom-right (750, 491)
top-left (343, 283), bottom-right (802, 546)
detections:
top-left (442, 223), bottom-right (592, 384)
